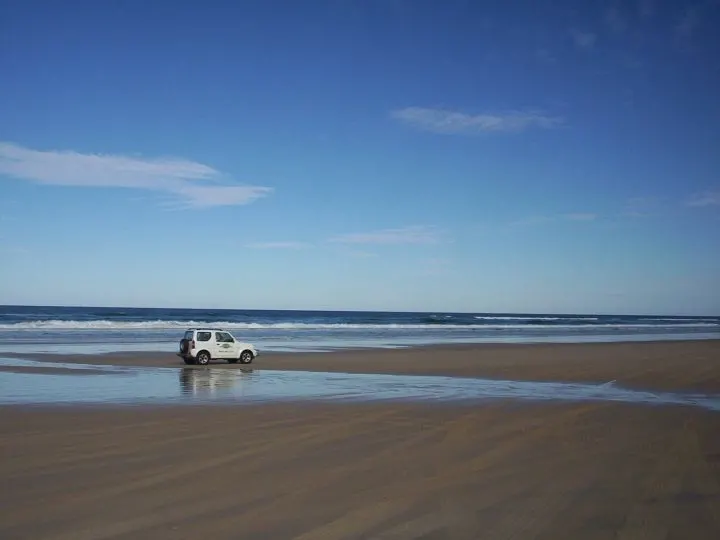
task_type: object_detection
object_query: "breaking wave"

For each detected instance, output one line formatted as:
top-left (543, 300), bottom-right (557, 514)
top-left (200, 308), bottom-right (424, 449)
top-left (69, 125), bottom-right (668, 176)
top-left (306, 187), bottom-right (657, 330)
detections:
top-left (0, 319), bottom-right (717, 331)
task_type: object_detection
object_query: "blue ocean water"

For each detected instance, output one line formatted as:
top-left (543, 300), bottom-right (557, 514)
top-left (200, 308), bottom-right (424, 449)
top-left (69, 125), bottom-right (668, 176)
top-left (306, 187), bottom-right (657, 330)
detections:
top-left (0, 305), bottom-right (718, 354)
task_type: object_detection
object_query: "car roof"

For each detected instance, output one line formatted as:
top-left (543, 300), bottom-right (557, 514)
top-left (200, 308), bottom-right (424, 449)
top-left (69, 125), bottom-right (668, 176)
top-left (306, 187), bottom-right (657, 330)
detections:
top-left (188, 328), bottom-right (230, 332)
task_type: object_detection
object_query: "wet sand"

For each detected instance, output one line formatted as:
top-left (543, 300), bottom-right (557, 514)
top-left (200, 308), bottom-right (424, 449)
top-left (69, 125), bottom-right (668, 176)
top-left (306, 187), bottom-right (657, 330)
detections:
top-left (0, 365), bottom-right (112, 376)
top-left (24, 339), bottom-right (720, 391)
top-left (2, 340), bottom-right (719, 539)
top-left (2, 401), bottom-right (719, 539)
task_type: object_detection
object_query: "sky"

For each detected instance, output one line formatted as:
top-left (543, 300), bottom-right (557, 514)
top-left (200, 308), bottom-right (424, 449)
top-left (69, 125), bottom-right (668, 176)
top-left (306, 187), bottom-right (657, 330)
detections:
top-left (1, 0), bottom-right (719, 315)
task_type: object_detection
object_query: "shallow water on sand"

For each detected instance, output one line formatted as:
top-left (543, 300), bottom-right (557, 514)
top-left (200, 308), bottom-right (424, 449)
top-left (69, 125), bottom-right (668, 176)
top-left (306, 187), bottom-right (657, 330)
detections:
top-left (0, 356), bottom-right (718, 411)
top-left (1, 332), bottom-right (719, 356)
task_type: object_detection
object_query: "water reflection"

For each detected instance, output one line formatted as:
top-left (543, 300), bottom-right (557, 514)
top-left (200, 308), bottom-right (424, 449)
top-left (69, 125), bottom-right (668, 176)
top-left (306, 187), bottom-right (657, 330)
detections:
top-left (179, 367), bottom-right (254, 397)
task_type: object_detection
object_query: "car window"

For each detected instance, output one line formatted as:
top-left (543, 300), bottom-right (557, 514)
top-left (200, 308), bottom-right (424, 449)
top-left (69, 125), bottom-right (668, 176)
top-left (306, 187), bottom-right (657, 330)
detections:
top-left (197, 331), bottom-right (211, 341)
top-left (184, 331), bottom-right (193, 340)
top-left (216, 332), bottom-right (234, 343)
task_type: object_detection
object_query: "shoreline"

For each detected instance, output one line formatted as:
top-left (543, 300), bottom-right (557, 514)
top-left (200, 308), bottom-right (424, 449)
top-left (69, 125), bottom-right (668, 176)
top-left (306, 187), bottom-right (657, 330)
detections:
top-left (16, 336), bottom-right (720, 356)
top-left (10, 338), bottom-right (720, 393)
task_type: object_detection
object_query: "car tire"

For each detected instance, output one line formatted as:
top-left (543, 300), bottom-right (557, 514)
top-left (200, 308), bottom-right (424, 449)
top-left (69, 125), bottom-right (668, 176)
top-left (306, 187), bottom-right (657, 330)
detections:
top-left (239, 350), bottom-right (254, 364)
top-left (196, 351), bottom-right (211, 365)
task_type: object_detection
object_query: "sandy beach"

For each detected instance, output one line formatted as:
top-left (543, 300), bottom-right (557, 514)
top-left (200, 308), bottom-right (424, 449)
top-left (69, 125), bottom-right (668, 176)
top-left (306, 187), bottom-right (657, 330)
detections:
top-left (2, 340), bottom-right (719, 539)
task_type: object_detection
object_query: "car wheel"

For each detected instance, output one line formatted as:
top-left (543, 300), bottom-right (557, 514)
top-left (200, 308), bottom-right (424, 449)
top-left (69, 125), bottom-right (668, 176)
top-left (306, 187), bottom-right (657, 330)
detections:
top-left (196, 351), bottom-right (211, 365)
top-left (239, 350), bottom-right (254, 364)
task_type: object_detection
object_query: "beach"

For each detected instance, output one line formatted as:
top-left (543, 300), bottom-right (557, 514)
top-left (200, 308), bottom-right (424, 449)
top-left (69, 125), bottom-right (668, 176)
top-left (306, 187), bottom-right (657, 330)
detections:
top-left (1, 340), bottom-right (719, 539)
top-left (20, 339), bottom-right (720, 391)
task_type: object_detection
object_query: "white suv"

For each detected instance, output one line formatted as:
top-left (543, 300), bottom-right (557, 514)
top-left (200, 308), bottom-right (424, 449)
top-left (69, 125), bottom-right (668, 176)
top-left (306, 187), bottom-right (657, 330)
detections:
top-left (178, 329), bottom-right (258, 366)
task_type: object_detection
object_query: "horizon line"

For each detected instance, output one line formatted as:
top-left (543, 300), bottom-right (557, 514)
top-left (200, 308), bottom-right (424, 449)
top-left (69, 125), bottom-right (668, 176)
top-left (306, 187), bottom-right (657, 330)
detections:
top-left (0, 303), bottom-right (716, 319)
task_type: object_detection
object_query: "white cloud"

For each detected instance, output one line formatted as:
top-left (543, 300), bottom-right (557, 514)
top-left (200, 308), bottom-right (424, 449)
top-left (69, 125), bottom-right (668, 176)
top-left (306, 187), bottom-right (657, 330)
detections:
top-left (571, 29), bottom-right (597, 49)
top-left (391, 107), bottom-right (563, 134)
top-left (172, 185), bottom-right (272, 208)
top-left (244, 241), bottom-right (311, 249)
top-left (0, 142), bottom-right (273, 208)
top-left (686, 191), bottom-right (720, 207)
top-left (328, 225), bottom-right (443, 245)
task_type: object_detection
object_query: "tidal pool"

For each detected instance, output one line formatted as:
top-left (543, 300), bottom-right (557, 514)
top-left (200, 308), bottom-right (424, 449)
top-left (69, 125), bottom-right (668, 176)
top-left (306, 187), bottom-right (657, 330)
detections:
top-left (0, 356), bottom-right (718, 411)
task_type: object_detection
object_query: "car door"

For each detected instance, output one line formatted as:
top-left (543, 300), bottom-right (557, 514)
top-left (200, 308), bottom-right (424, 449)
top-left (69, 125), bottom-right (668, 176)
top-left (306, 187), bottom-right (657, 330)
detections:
top-left (214, 331), bottom-right (236, 359)
top-left (195, 331), bottom-right (215, 357)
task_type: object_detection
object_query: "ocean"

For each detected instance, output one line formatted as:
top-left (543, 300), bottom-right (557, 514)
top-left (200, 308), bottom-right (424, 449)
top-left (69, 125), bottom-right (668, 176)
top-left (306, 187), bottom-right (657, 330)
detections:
top-left (0, 305), bottom-right (718, 355)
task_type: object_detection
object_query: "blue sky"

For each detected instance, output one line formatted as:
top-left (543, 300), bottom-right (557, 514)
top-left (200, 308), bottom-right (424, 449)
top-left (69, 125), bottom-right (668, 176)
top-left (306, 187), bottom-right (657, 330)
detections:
top-left (1, 0), bottom-right (718, 315)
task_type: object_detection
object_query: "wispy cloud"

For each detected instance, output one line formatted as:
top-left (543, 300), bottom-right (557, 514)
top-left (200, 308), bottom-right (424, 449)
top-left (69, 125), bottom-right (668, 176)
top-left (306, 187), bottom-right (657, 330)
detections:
top-left (166, 185), bottom-right (272, 209)
top-left (623, 196), bottom-right (662, 217)
top-left (244, 241), bottom-right (311, 249)
top-left (328, 225), bottom-right (443, 245)
top-left (686, 191), bottom-right (720, 207)
top-left (509, 213), bottom-right (597, 227)
top-left (564, 213), bottom-right (597, 221)
top-left (342, 250), bottom-right (378, 258)
top-left (421, 257), bottom-right (451, 276)
top-left (508, 215), bottom-right (555, 227)
top-left (534, 48), bottom-right (557, 64)
top-left (391, 107), bottom-right (563, 135)
top-left (570, 29), bottom-right (597, 49)
top-left (0, 142), bottom-right (273, 208)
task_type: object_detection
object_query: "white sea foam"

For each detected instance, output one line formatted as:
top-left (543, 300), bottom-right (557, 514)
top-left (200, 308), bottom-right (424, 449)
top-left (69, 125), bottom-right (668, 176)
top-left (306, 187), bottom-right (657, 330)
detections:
top-left (0, 319), bottom-right (716, 331)
top-left (474, 316), bottom-right (600, 321)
